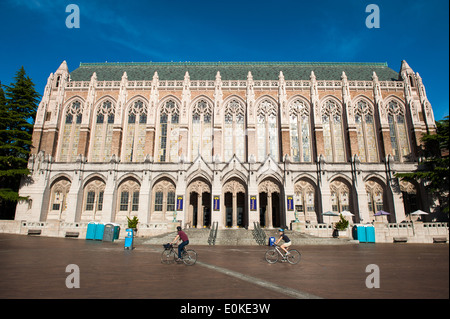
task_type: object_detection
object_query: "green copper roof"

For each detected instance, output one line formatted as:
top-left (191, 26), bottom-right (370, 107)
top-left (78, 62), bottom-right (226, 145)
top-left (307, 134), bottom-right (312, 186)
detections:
top-left (70, 61), bottom-right (399, 82)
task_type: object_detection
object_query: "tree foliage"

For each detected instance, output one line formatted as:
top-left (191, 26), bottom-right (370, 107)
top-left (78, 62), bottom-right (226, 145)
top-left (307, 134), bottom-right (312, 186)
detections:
top-left (396, 116), bottom-right (449, 219)
top-left (0, 67), bottom-right (40, 219)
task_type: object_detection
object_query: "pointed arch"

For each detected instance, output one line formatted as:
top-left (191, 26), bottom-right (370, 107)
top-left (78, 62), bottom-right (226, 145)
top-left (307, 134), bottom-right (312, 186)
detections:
top-left (255, 96), bottom-right (279, 162)
top-left (89, 96), bottom-right (116, 162)
top-left (288, 96), bottom-right (312, 162)
top-left (57, 97), bottom-right (85, 162)
top-left (122, 97), bottom-right (148, 162)
top-left (190, 96), bottom-right (213, 162)
top-left (321, 97), bottom-right (346, 162)
top-left (223, 96), bottom-right (246, 162)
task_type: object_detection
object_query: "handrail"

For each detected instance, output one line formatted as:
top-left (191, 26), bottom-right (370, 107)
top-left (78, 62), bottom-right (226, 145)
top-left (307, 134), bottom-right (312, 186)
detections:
top-left (252, 222), bottom-right (267, 245)
top-left (208, 222), bottom-right (218, 245)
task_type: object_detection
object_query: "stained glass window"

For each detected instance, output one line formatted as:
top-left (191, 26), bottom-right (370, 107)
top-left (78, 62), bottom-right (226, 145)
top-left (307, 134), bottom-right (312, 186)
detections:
top-left (223, 99), bottom-right (245, 162)
top-left (354, 100), bottom-right (378, 162)
top-left (387, 101), bottom-right (410, 162)
top-left (91, 100), bottom-right (114, 162)
top-left (124, 100), bottom-right (147, 162)
top-left (191, 99), bottom-right (212, 162)
top-left (257, 99), bottom-right (278, 162)
top-left (321, 100), bottom-right (345, 162)
top-left (59, 101), bottom-right (83, 162)
top-left (289, 100), bottom-right (311, 162)
top-left (158, 100), bottom-right (179, 162)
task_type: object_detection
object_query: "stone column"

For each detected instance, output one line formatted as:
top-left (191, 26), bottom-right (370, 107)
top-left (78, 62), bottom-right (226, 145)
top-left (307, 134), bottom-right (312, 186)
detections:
top-left (196, 192), bottom-right (203, 228)
top-left (232, 193), bottom-right (237, 228)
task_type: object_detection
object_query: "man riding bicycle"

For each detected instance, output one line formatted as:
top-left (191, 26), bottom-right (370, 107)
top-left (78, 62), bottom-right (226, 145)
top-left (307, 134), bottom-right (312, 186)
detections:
top-left (171, 226), bottom-right (189, 262)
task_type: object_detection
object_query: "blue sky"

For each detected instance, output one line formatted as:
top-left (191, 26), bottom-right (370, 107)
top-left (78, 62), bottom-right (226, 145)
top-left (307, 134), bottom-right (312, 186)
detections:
top-left (0, 0), bottom-right (448, 120)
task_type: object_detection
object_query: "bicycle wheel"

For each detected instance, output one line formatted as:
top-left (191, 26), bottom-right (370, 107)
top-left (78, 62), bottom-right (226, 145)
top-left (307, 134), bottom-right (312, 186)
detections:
top-left (182, 249), bottom-right (197, 266)
top-left (265, 248), bottom-right (279, 264)
top-left (286, 249), bottom-right (301, 265)
top-left (161, 249), bottom-right (176, 264)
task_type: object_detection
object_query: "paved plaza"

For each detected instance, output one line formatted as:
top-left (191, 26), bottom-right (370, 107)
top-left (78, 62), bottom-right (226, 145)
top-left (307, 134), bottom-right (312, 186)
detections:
top-left (0, 234), bottom-right (448, 299)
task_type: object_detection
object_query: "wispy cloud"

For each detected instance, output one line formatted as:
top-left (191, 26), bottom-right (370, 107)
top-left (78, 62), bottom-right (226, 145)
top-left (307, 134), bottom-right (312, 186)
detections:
top-left (7, 0), bottom-right (168, 60)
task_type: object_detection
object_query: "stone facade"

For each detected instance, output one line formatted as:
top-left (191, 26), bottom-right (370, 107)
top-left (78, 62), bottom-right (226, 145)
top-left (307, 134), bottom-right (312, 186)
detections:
top-left (15, 61), bottom-right (437, 231)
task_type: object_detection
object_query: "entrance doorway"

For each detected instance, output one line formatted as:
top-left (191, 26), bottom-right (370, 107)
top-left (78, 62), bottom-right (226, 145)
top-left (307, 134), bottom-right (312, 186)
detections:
top-left (224, 192), bottom-right (246, 228)
top-left (258, 179), bottom-right (283, 228)
top-left (187, 179), bottom-right (211, 228)
top-left (259, 192), bottom-right (281, 228)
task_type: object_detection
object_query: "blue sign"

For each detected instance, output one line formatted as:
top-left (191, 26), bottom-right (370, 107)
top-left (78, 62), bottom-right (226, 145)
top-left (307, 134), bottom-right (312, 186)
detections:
top-left (287, 196), bottom-right (294, 211)
top-left (213, 196), bottom-right (220, 211)
top-left (176, 196), bottom-right (183, 211)
top-left (250, 196), bottom-right (257, 211)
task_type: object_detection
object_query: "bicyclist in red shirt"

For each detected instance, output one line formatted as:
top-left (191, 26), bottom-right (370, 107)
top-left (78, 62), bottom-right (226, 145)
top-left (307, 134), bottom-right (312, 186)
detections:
top-left (171, 226), bottom-right (189, 262)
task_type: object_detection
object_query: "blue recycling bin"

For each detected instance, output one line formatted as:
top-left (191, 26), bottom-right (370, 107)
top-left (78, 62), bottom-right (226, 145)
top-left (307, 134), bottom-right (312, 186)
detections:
top-left (86, 222), bottom-right (97, 240)
top-left (94, 223), bottom-right (105, 241)
top-left (269, 236), bottom-right (276, 246)
top-left (366, 225), bottom-right (375, 243)
top-left (124, 228), bottom-right (134, 250)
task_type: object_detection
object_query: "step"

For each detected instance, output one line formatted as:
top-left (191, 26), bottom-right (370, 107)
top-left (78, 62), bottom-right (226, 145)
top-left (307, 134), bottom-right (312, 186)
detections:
top-left (139, 228), bottom-right (357, 246)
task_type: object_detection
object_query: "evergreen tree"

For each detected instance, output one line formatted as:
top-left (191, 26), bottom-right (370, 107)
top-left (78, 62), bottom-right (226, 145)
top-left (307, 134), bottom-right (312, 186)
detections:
top-left (396, 116), bottom-right (449, 220)
top-left (0, 67), bottom-right (40, 219)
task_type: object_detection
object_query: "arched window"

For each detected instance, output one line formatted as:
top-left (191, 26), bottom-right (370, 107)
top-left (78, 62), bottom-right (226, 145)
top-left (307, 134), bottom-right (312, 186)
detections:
top-left (387, 100), bottom-right (410, 162)
top-left (354, 100), bottom-right (378, 162)
top-left (330, 180), bottom-right (350, 214)
top-left (191, 99), bottom-right (212, 162)
top-left (152, 179), bottom-right (176, 221)
top-left (81, 178), bottom-right (105, 222)
top-left (289, 99), bottom-right (311, 162)
top-left (91, 100), bottom-right (115, 162)
top-left (48, 178), bottom-right (71, 220)
top-left (116, 178), bottom-right (140, 223)
top-left (59, 100), bottom-right (83, 162)
top-left (158, 99), bottom-right (180, 162)
top-left (257, 99), bottom-right (278, 162)
top-left (365, 180), bottom-right (385, 222)
top-left (123, 100), bottom-right (147, 162)
top-left (223, 99), bottom-right (245, 162)
top-left (294, 180), bottom-right (316, 223)
top-left (322, 99), bottom-right (345, 162)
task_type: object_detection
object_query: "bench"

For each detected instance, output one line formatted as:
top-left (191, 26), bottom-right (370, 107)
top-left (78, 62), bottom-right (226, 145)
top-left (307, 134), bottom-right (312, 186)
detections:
top-left (433, 237), bottom-right (448, 243)
top-left (393, 237), bottom-right (408, 243)
top-left (27, 229), bottom-right (41, 235)
top-left (65, 232), bottom-right (79, 238)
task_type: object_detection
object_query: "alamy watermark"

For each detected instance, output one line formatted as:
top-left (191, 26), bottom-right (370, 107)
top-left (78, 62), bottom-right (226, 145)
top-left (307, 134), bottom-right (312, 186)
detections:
top-left (65, 264), bottom-right (80, 288)
top-left (365, 264), bottom-right (380, 289)
top-left (65, 4), bottom-right (80, 29)
top-left (365, 4), bottom-right (380, 29)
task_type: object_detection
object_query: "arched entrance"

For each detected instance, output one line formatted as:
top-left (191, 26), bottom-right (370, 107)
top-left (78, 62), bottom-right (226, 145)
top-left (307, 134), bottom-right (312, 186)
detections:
top-left (258, 179), bottom-right (282, 228)
top-left (223, 179), bottom-right (247, 228)
top-left (187, 179), bottom-right (211, 228)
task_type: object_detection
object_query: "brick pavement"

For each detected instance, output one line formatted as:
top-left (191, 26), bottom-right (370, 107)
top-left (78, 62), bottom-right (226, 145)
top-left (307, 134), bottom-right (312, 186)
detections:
top-left (0, 234), bottom-right (448, 299)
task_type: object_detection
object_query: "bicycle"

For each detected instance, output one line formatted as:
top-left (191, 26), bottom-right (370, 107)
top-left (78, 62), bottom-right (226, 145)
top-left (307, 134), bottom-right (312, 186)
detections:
top-left (265, 244), bottom-right (301, 264)
top-left (161, 243), bottom-right (197, 266)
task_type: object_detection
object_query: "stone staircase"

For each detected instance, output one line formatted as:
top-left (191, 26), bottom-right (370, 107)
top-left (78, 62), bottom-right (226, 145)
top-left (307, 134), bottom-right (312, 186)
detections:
top-left (139, 228), bottom-right (357, 246)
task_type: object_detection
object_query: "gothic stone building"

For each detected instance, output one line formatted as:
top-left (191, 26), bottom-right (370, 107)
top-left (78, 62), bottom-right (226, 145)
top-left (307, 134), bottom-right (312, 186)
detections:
top-left (15, 61), bottom-right (437, 231)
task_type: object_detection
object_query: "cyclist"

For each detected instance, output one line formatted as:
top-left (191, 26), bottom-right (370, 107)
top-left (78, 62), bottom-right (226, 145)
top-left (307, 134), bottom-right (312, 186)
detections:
top-left (274, 228), bottom-right (291, 258)
top-left (171, 226), bottom-right (189, 262)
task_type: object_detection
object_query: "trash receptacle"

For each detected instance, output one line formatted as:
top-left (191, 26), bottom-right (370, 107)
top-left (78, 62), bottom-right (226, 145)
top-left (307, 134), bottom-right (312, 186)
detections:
top-left (94, 223), bottom-right (105, 241)
top-left (357, 225), bottom-right (367, 243)
top-left (269, 236), bottom-right (275, 246)
top-left (86, 222), bottom-right (97, 240)
top-left (124, 228), bottom-right (134, 250)
top-left (103, 223), bottom-right (115, 242)
top-left (366, 225), bottom-right (375, 243)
